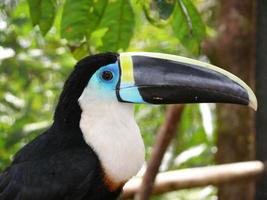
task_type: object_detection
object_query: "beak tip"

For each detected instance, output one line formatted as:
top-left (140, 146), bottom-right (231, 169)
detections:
top-left (248, 92), bottom-right (258, 111)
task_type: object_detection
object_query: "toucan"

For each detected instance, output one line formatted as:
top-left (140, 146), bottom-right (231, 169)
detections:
top-left (0, 52), bottom-right (257, 200)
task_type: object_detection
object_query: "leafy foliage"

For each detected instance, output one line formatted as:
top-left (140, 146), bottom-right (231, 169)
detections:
top-left (27, 0), bottom-right (56, 35)
top-left (61, 0), bottom-right (93, 41)
top-left (0, 1), bottom-right (75, 169)
top-left (172, 0), bottom-right (206, 54)
top-left (26, 0), bottom-right (206, 57)
top-left (98, 0), bottom-right (135, 51)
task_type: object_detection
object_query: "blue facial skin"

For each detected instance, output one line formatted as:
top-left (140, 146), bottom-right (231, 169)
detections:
top-left (88, 61), bottom-right (145, 103)
top-left (87, 62), bottom-right (120, 100)
top-left (119, 85), bottom-right (145, 104)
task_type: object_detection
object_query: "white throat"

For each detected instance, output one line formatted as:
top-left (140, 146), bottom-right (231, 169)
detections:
top-left (78, 88), bottom-right (145, 183)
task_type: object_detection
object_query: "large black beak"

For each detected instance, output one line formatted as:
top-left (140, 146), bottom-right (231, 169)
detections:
top-left (117, 52), bottom-right (257, 110)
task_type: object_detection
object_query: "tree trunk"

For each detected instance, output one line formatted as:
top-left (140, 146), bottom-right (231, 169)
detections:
top-left (204, 0), bottom-right (256, 200)
top-left (255, 0), bottom-right (267, 199)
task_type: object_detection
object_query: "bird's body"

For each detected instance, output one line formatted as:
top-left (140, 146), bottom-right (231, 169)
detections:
top-left (0, 52), bottom-right (257, 200)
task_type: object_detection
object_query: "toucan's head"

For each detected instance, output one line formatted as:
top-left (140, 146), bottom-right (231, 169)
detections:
top-left (55, 52), bottom-right (257, 127)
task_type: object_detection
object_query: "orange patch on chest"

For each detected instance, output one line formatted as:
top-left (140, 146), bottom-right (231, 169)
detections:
top-left (103, 173), bottom-right (126, 192)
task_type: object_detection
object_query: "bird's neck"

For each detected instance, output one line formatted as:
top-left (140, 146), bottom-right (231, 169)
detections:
top-left (78, 90), bottom-right (145, 184)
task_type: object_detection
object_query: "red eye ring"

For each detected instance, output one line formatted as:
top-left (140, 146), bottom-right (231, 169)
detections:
top-left (101, 70), bottom-right (113, 81)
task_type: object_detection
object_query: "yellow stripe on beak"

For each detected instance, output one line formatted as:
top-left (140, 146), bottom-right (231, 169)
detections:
top-left (120, 54), bottom-right (134, 84)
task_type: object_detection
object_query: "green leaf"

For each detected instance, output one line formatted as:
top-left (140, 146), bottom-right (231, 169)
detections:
top-left (98, 0), bottom-right (135, 51)
top-left (71, 43), bottom-right (89, 60)
top-left (87, 0), bottom-right (108, 35)
top-left (89, 27), bottom-right (109, 47)
top-left (27, 0), bottom-right (41, 26)
top-left (61, 0), bottom-right (93, 41)
top-left (61, 0), bottom-right (134, 53)
top-left (27, 0), bottom-right (55, 35)
top-left (39, 0), bottom-right (56, 35)
top-left (171, 0), bottom-right (206, 55)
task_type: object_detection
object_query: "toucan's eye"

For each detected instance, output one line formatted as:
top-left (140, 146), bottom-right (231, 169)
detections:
top-left (101, 70), bottom-right (113, 81)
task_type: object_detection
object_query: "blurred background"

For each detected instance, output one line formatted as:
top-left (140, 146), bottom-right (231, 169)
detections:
top-left (0, 0), bottom-right (265, 199)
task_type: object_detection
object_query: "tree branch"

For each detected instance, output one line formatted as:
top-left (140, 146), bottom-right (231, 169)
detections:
top-left (121, 161), bottom-right (265, 199)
